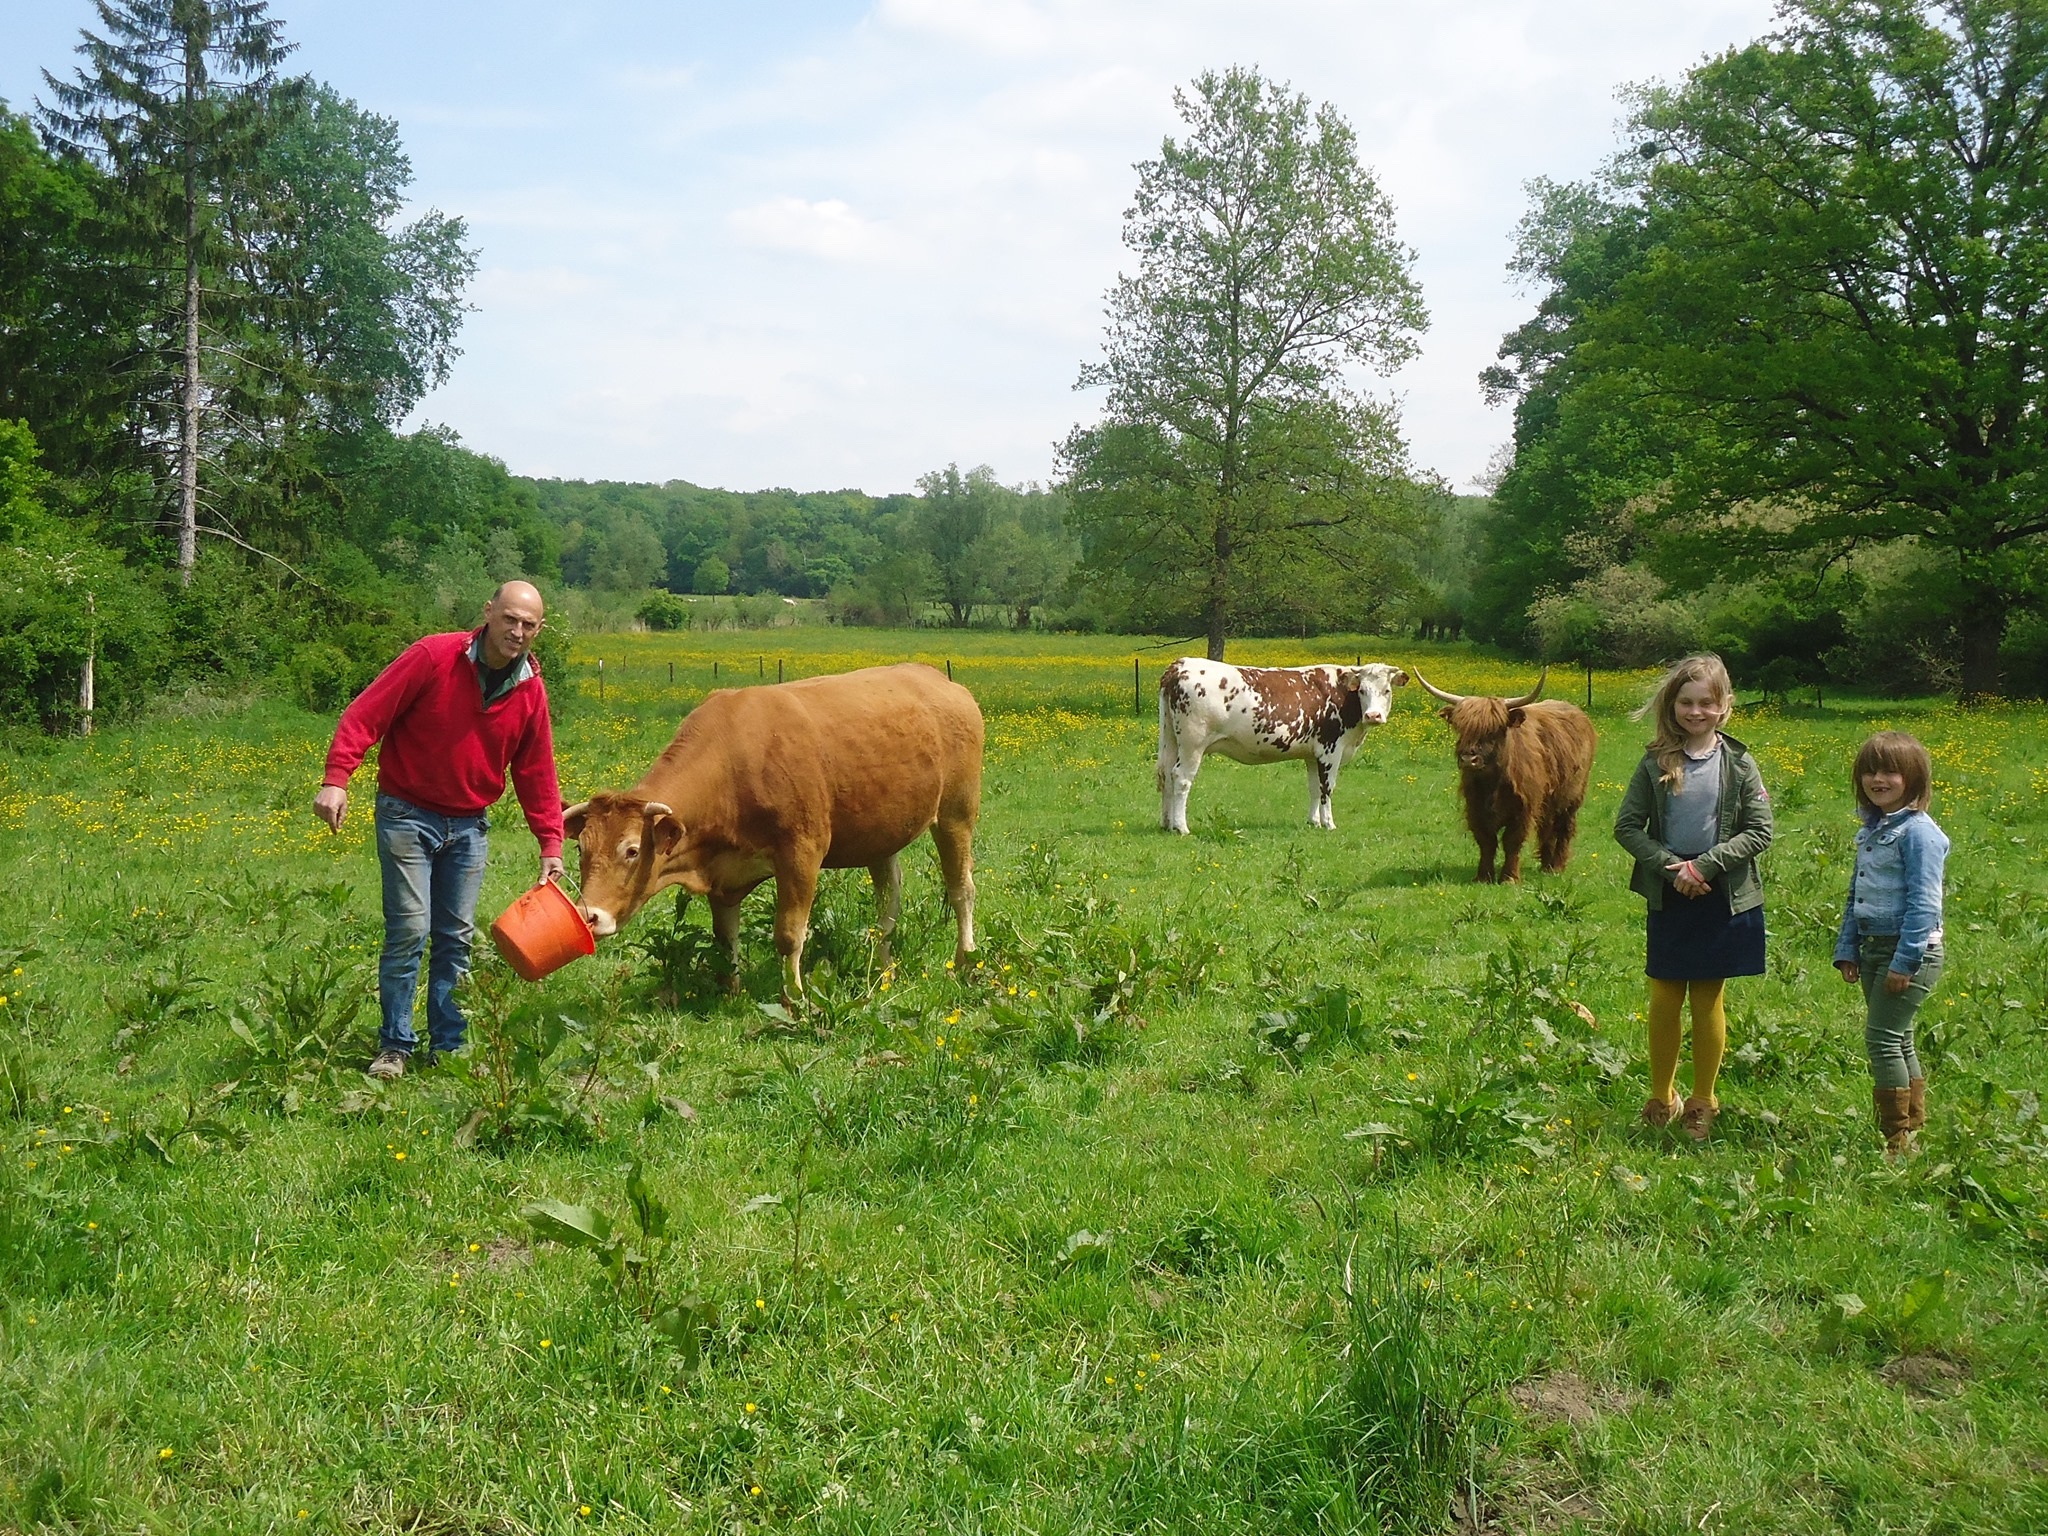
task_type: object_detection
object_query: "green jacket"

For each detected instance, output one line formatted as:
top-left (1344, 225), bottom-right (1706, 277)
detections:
top-left (1612, 732), bottom-right (1774, 913)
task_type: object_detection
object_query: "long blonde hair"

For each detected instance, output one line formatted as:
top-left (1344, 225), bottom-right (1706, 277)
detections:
top-left (1633, 654), bottom-right (1733, 790)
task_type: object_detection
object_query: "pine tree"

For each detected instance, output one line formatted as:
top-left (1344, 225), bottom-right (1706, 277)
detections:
top-left (39, 0), bottom-right (291, 586)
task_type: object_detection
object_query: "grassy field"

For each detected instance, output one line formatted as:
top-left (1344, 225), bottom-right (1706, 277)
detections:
top-left (3, 631), bottom-right (2046, 1534)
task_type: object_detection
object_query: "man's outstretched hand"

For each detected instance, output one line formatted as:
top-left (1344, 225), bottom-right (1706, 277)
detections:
top-left (540, 856), bottom-right (565, 885)
top-left (314, 786), bottom-right (347, 832)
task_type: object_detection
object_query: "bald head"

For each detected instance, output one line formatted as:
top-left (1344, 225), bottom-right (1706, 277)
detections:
top-left (480, 581), bottom-right (545, 668)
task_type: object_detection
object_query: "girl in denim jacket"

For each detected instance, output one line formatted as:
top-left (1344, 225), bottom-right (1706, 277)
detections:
top-left (1834, 731), bottom-right (1949, 1159)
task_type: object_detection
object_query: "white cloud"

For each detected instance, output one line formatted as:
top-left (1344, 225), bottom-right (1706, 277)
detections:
top-left (726, 196), bottom-right (901, 263)
top-left (371, 0), bottom-right (1784, 491)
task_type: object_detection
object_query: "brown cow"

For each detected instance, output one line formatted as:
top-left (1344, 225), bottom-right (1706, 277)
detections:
top-left (563, 663), bottom-right (983, 998)
top-left (1412, 668), bottom-right (1597, 883)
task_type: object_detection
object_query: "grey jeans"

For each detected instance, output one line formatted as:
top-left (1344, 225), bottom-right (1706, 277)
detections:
top-left (1858, 934), bottom-right (1943, 1091)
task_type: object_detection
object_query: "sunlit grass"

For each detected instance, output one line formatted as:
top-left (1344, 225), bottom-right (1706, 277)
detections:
top-left (2, 629), bottom-right (2045, 1533)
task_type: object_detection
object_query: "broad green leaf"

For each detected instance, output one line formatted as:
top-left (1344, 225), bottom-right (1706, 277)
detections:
top-left (523, 1199), bottom-right (613, 1248)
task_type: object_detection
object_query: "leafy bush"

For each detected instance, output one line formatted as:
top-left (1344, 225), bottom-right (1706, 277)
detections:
top-left (282, 643), bottom-right (359, 711)
top-left (636, 590), bottom-right (692, 630)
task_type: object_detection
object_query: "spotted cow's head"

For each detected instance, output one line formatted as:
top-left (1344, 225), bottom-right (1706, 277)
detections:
top-left (561, 792), bottom-right (685, 937)
top-left (1339, 663), bottom-right (1409, 727)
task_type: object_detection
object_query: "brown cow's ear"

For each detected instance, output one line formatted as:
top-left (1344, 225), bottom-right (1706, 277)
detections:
top-left (562, 800), bottom-right (591, 837)
top-left (1438, 706), bottom-right (1455, 723)
top-left (1507, 707), bottom-right (1527, 727)
top-left (650, 813), bottom-right (684, 855)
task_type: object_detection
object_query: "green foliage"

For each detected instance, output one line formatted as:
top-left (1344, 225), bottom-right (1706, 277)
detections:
top-left (524, 1159), bottom-right (720, 1370)
top-left (635, 589), bottom-right (692, 631)
top-left (225, 953), bottom-right (364, 1114)
top-left (1818, 1273), bottom-right (1951, 1358)
top-left (689, 553), bottom-right (731, 595)
top-left (1488, 0), bottom-right (2048, 693)
top-left (454, 963), bottom-right (603, 1150)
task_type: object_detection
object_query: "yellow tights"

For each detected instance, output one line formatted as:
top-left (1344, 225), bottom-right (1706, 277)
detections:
top-left (1648, 978), bottom-right (1726, 1108)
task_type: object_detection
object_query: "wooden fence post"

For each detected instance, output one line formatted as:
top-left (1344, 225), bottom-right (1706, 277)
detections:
top-left (597, 658), bottom-right (604, 703)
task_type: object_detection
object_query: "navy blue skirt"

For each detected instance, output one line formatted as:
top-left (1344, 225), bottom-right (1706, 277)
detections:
top-left (1646, 885), bottom-right (1766, 981)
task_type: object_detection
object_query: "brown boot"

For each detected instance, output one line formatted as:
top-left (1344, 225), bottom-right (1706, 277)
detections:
top-left (1874, 1086), bottom-right (1914, 1160)
top-left (1907, 1076), bottom-right (1926, 1133)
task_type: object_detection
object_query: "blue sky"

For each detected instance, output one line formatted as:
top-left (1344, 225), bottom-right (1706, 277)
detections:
top-left (3, 0), bottom-right (1778, 494)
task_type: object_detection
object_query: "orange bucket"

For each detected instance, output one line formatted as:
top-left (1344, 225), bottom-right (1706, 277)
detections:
top-left (489, 879), bottom-right (595, 982)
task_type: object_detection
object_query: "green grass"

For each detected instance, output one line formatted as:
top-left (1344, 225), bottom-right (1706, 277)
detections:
top-left (3, 632), bottom-right (2047, 1534)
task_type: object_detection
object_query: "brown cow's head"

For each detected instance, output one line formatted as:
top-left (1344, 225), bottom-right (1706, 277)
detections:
top-left (1411, 669), bottom-right (1546, 773)
top-left (561, 792), bottom-right (685, 937)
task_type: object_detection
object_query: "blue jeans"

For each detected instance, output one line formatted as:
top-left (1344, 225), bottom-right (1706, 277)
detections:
top-left (375, 793), bottom-right (490, 1055)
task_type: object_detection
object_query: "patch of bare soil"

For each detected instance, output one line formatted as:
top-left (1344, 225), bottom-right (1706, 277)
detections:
top-left (1879, 1352), bottom-right (1968, 1396)
top-left (1509, 1372), bottom-right (1639, 1426)
top-left (1455, 1455), bottom-right (1605, 1534)
top-left (483, 1236), bottom-right (531, 1270)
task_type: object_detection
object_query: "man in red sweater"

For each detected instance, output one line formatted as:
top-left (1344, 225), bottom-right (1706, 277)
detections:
top-left (315, 581), bottom-right (566, 1079)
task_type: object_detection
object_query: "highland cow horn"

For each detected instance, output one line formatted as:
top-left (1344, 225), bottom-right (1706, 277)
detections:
top-left (1505, 669), bottom-right (1549, 709)
top-left (1410, 668), bottom-right (1466, 705)
top-left (641, 801), bottom-right (673, 819)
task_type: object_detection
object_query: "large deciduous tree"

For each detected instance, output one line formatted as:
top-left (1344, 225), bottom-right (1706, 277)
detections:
top-left (220, 82), bottom-right (475, 555)
top-left (39, 0), bottom-right (290, 586)
top-left (1061, 67), bottom-right (1426, 659)
top-left (1511, 0), bottom-right (2048, 695)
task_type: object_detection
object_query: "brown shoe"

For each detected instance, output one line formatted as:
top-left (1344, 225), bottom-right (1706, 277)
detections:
top-left (1906, 1076), bottom-right (1926, 1133)
top-left (1641, 1094), bottom-right (1680, 1129)
top-left (1875, 1086), bottom-right (1914, 1160)
top-left (1680, 1097), bottom-right (1717, 1142)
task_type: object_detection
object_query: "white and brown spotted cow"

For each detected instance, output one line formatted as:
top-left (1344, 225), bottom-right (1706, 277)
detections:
top-left (1156, 659), bottom-right (1408, 834)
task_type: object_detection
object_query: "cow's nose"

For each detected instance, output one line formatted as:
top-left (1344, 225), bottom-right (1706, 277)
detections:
top-left (583, 905), bottom-right (617, 938)
top-left (1365, 710), bottom-right (1386, 724)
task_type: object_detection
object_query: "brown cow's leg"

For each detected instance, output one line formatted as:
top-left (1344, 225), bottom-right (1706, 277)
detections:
top-left (933, 816), bottom-right (977, 969)
top-left (1541, 802), bottom-right (1579, 872)
top-left (869, 854), bottom-right (903, 974)
top-left (710, 893), bottom-right (744, 994)
top-left (1500, 815), bottom-right (1527, 882)
top-left (1473, 824), bottom-right (1498, 883)
top-left (772, 857), bottom-right (820, 1003)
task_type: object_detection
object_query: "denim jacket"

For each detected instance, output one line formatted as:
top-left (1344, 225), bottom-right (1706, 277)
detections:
top-left (1832, 807), bottom-right (1948, 972)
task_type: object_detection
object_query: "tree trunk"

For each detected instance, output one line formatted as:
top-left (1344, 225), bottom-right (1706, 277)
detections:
top-left (1205, 498), bottom-right (1232, 661)
top-left (1958, 599), bottom-right (2005, 698)
top-left (177, 52), bottom-right (200, 589)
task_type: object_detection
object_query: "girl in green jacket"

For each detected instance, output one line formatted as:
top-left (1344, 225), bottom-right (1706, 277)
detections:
top-left (1613, 655), bottom-right (1774, 1141)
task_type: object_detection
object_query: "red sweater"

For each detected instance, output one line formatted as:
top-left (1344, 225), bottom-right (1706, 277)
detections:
top-left (322, 630), bottom-right (565, 857)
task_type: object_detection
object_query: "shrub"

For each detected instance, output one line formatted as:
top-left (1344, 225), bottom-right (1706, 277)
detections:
top-left (282, 643), bottom-right (358, 712)
top-left (637, 590), bottom-right (693, 630)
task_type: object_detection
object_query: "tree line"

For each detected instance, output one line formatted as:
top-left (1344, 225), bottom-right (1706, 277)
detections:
top-left (7, 0), bottom-right (2044, 737)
